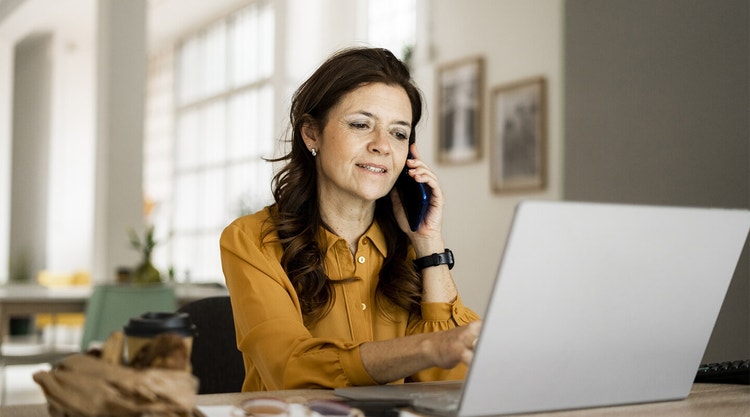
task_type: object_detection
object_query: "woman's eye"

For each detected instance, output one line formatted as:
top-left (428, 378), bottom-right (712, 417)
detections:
top-left (350, 122), bottom-right (370, 130)
top-left (392, 130), bottom-right (408, 140)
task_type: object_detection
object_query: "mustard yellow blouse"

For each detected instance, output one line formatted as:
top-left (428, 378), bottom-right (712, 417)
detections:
top-left (220, 207), bottom-right (480, 391)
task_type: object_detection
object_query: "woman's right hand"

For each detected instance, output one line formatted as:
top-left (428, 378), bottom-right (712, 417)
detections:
top-left (428, 320), bottom-right (483, 369)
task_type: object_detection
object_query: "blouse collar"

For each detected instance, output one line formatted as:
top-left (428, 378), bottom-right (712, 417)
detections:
top-left (320, 220), bottom-right (388, 258)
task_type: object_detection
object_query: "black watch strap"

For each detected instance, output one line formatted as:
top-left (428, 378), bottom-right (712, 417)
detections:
top-left (414, 249), bottom-right (454, 270)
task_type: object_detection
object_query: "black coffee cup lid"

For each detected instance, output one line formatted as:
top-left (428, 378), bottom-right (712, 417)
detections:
top-left (123, 312), bottom-right (195, 338)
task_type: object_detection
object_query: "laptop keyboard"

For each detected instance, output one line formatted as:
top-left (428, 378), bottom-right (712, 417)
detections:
top-left (695, 359), bottom-right (749, 385)
top-left (409, 391), bottom-right (461, 414)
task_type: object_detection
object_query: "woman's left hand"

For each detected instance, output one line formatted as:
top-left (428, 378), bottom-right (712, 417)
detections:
top-left (390, 144), bottom-right (445, 252)
top-left (392, 144), bottom-right (456, 303)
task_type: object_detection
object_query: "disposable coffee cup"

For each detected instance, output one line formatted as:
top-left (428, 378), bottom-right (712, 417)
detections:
top-left (123, 312), bottom-right (195, 364)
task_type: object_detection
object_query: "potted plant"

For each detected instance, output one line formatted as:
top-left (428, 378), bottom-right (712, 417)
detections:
top-left (128, 225), bottom-right (161, 284)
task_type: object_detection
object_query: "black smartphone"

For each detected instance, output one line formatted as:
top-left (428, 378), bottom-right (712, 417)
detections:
top-left (395, 153), bottom-right (430, 231)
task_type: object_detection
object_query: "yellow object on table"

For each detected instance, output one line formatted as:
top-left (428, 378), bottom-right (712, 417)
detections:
top-left (35, 270), bottom-right (91, 329)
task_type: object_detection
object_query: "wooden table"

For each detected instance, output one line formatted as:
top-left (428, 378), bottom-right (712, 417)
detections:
top-left (0, 283), bottom-right (229, 363)
top-left (1, 384), bottom-right (748, 416)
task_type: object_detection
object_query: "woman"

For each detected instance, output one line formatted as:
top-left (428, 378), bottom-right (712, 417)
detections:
top-left (220, 47), bottom-right (481, 391)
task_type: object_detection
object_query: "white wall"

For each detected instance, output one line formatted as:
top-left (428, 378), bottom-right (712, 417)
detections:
top-left (0, 0), bottom-right (96, 280)
top-left (92, 0), bottom-right (147, 281)
top-left (0, 39), bottom-right (12, 280)
top-left (413, 0), bottom-right (563, 314)
top-left (46, 6), bottom-right (96, 272)
top-left (0, 10), bottom-right (22, 282)
top-left (10, 33), bottom-right (52, 281)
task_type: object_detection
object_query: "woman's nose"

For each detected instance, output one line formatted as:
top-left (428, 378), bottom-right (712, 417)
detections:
top-left (369, 127), bottom-right (392, 154)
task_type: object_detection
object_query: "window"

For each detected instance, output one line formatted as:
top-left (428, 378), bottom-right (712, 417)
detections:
top-left (366, 0), bottom-right (416, 63)
top-left (144, 1), bottom-right (275, 283)
top-left (144, 0), bottom-right (416, 283)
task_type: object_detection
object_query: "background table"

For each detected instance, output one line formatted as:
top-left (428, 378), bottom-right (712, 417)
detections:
top-left (0, 283), bottom-right (229, 363)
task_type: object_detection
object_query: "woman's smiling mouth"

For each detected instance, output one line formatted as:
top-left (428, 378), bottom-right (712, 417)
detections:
top-left (357, 163), bottom-right (387, 174)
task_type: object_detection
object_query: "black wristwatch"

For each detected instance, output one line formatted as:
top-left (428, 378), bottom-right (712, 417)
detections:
top-left (413, 249), bottom-right (454, 270)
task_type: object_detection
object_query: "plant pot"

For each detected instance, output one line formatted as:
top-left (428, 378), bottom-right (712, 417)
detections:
top-left (131, 259), bottom-right (161, 284)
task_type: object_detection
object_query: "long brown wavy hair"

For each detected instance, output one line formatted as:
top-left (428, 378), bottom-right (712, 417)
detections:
top-left (265, 47), bottom-right (424, 325)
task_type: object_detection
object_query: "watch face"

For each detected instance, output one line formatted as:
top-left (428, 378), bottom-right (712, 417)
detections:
top-left (445, 249), bottom-right (455, 269)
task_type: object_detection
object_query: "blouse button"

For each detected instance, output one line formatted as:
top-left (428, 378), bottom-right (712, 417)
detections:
top-left (361, 303), bottom-right (367, 311)
top-left (357, 256), bottom-right (366, 264)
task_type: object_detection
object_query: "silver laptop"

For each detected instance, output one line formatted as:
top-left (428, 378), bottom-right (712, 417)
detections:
top-left (336, 200), bottom-right (750, 416)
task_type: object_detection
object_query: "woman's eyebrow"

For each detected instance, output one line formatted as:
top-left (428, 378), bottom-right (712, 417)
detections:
top-left (356, 110), bottom-right (412, 128)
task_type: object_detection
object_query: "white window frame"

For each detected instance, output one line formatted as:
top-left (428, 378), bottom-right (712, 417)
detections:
top-left (144, 1), bottom-right (276, 283)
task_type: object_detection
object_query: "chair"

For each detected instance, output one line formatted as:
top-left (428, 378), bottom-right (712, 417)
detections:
top-left (177, 296), bottom-right (244, 394)
top-left (80, 284), bottom-right (177, 352)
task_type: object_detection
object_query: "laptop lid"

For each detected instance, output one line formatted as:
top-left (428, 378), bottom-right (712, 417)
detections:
top-left (337, 201), bottom-right (750, 417)
top-left (460, 200), bottom-right (750, 416)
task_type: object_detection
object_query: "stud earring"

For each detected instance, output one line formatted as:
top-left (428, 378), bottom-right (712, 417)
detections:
top-left (311, 148), bottom-right (317, 157)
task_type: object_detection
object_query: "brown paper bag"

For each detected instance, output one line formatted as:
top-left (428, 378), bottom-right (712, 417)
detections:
top-left (34, 353), bottom-right (198, 417)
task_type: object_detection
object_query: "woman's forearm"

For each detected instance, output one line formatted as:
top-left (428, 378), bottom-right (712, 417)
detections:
top-left (359, 322), bottom-right (480, 384)
top-left (420, 263), bottom-right (458, 303)
top-left (359, 332), bottom-right (435, 383)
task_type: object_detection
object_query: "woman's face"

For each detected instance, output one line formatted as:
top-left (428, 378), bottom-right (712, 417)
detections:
top-left (304, 82), bottom-right (412, 209)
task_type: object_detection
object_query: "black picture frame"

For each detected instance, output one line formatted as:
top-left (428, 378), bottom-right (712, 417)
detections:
top-left (436, 56), bottom-right (483, 164)
top-left (490, 76), bottom-right (547, 193)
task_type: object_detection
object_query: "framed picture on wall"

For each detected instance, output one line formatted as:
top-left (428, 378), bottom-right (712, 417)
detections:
top-left (436, 56), bottom-right (483, 164)
top-left (490, 76), bottom-right (547, 193)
